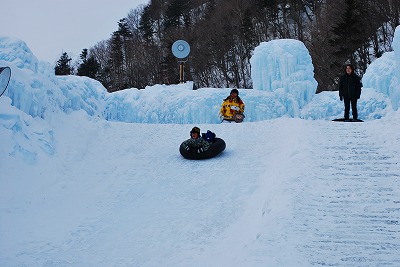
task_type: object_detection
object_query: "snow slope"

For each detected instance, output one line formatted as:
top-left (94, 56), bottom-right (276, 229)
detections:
top-left (1, 106), bottom-right (400, 266)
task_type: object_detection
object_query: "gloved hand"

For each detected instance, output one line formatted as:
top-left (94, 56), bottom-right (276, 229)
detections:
top-left (340, 96), bottom-right (343, 101)
top-left (197, 148), bottom-right (204, 154)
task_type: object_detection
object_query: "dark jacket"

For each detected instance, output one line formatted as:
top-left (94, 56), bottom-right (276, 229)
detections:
top-left (339, 73), bottom-right (362, 99)
top-left (182, 137), bottom-right (210, 151)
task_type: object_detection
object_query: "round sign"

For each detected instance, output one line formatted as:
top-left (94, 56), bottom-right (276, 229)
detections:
top-left (0, 67), bottom-right (11, 98)
top-left (172, 40), bottom-right (190, 59)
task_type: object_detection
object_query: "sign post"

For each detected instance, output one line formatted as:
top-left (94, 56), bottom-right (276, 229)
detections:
top-left (171, 40), bottom-right (190, 83)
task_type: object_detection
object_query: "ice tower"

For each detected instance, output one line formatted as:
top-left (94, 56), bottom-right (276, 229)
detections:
top-left (250, 39), bottom-right (317, 106)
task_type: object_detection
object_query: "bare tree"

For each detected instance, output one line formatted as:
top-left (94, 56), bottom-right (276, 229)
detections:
top-left (81, 0), bottom-right (399, 92)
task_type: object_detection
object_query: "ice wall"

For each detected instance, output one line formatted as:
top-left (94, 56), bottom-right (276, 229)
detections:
top-left (0, 36), bottom-right (395, 123)
top-left (363, 25), bottom-right (400, 110)
top-left (0, 37), bottom-right (106, 119)
top-left (394, 25), bottom-right (400, 81)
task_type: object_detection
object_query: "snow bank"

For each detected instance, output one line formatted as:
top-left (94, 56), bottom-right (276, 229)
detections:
top-left (300, 88), bottom-right (392, 120)
top-left (0, 97), bottom-right (55, 164)
top-left (1, 31), bottom-right (399, 124)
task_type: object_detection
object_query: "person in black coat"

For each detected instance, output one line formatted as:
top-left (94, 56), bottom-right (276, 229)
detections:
top-left (338, 64), bottom-right (362, 121)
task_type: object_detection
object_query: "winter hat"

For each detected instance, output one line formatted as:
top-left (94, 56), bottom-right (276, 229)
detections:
top-left (190, 126), bottom-right (200, 135)
top-left (230, 89), bottom-right (239, 95)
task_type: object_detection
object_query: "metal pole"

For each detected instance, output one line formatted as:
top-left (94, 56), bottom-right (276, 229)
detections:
top-left (179, 62), bottom-right (184, 83)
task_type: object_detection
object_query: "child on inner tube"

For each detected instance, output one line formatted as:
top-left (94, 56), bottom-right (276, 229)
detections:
top-left (182, 127), bottom-right (211, 154)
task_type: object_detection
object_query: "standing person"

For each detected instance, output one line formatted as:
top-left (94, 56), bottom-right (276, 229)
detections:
top-left (338, 64), bottom-right (362, 121)
top-left (182, 127), bottom-right (210, 154)
top-left (219, 89), bottom-right (245, 123)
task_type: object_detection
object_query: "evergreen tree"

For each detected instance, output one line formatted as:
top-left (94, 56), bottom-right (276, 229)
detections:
top-left (55, 52), bottom-right (72, 75)
top-left (329, 0), bottom-right (364, 63)
top-left (139, 5), bottom-right (155, 42)
top-left (117, 18), bottom-right (133, 38)
top-left (163, 0), bottom-right (188, 29)
top-left (77, 49), bottom-right (100, 79)
top-left (107, 32), bottom-right (126, 91)
top-left (80, 48), bottom-right (89, 62)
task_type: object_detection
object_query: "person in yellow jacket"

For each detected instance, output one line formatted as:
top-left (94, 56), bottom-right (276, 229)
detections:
top-left (219, 89), bottom-right (245, 123)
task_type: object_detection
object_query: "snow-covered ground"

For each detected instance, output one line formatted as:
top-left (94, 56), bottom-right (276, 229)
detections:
top-left (1, 103), bottom-right (399, 266)
top-left (1, 26), bottom-right (400, 266)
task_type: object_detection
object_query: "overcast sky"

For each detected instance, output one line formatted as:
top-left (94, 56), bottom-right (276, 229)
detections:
top-left (0, 0), bottom-right (149, 64)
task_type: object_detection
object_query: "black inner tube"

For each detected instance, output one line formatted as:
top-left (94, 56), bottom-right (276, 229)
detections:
top-left (180, 138), bottom-right (226, 160)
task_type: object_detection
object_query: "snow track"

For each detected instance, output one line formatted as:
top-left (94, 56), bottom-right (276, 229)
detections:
top-left (288, 120), bottom-right (400, 266)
